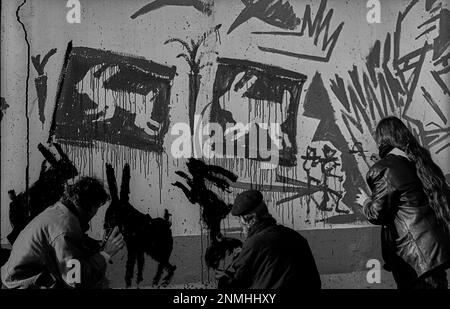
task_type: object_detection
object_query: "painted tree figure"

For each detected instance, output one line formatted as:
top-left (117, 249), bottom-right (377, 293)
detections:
top-left (104, 163), bottom-right (176, 287)
top-left (164, 24), bottom-right (221, 153)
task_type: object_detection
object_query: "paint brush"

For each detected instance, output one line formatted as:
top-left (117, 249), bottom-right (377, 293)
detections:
top-left (102, 227), bottom-right (115, 264)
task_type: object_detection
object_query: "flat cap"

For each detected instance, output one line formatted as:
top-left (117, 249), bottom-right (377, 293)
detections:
top-left (231, 190), bottom-right (263, 216)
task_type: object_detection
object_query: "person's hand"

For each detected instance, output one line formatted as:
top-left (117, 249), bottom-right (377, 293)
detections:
top-left (214, 269), bottom-right (230, 281)
top-left (103, 226), bottom-right (125, 258)
top-left (356, 188), bottom-right (370, 207)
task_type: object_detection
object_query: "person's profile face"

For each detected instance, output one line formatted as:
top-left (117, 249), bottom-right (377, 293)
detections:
top-left (87, 202), bottom-right (103, 220)
top-left (239, 215), bottom-right (255, 237)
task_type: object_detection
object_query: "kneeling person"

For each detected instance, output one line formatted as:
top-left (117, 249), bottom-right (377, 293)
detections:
top-left (217, 190), bottom-right (321, 289)
top-left (1, 177), bottom-right (125, 289)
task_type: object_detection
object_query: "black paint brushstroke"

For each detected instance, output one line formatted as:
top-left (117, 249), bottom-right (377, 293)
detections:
top-left (362, 72), bottom-right (382, 123)
top-left (211, 57), bottom-right (306, 167)
top-left (172, 158), bottom-right (242, 269)
top-left (429, 2), bottom-right (443, 14)
top-left (421, 87), bottom-right (447, 124)
top-left (0, 97), bottom-right (9, 121)
top-left (31, 49), bottom-right (57, 76)
top-left (377, 72), bottom-right (396, 116)
top-left (253, 0), bottom-right (344, 63)
top-left (366, 40), bottom-right (381, 88)
top-left (426, 0), bottom-right (438, 11)
top-left (330, 75), bottom-right (350, 113)
top-left (104, 163), bottom-right (176, 287)
top-left (48, 41), bottom-right (73, 143)
top-left (227, 0), bottom-right (301, 34)
top-left (31, 48), bottom-right (57, 125)
top-left (431, 66), bottom-right (450, 96)
top-left (432, 9), bottom-right (450, 60)
top-left (52, 46), bottom-right (176, 153)
top-left (415, 25), bottom-right (436, 40)
top-left (131, 0), bottom-right (213, 19)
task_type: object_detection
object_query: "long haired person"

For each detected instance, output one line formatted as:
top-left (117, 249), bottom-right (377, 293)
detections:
top-left (356, 116), bottom-right (450, 289)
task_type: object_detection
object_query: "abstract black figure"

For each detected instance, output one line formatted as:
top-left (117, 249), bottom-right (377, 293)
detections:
top-left (0, 97), bottom-right (9, 122)
top-left (104, 163), bottom-right (176, 287)
top-left (172, 158), bottom-right (242, 270)
top-left (7, 143), bottom-right (78, 244)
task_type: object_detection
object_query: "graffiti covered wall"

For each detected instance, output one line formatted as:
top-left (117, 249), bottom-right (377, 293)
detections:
top-left (1, 0), bottom-right (449, 287)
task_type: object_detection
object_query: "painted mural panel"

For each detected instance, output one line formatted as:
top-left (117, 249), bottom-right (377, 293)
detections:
top-left (53, 45), bottom-right (177, 153)
top-left (1, 0), bottom-right (449, 287)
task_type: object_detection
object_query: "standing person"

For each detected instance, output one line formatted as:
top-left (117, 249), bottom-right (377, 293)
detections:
top-left (216, 190), bottom-right (321, 289)
top-left (1, 177), bottom-right (125, 289)
top-left (356, 116), bottom-right (450, 289)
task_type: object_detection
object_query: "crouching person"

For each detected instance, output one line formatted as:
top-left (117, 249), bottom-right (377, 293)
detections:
top-left (216, 190), bottom-right (321, 290)
top-left (1, 177), bottom-right (125, 289)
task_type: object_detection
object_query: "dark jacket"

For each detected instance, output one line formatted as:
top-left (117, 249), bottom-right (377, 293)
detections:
top-left (1, 202), bottom-right (107, 289)
top-left (363, 151), bottom-right (450, 277)
top-left (219, 216), bottom-right (321, 289)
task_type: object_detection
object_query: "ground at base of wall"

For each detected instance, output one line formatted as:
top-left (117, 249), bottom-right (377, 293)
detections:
top-left (125, 269), bottom-right (450, 289)
top-left (119, 270), bottom-right (402, 289)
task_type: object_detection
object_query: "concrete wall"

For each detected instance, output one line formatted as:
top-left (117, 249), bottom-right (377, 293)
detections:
top-left (1, 0), bottom-right (449, 288)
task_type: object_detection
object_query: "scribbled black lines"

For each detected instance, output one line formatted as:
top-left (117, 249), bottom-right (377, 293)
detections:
top-left (164, 24), bottom-right (221, 146)
top-left (172, 158), bottom-right (242, 270)
top-left (104, 163), bottom-right (176, 287)
top-left (227, 0), bottom-right (300, 35)
top-left (252, 0), bottom-right (344, 62)
top-left (394, 1), bottom-right (449, 150)
top-left (275, 145), bottom-right (345, 218)
top-left (1, 97), bottom-right (9, 121)
top-left (31, 48), bottom-right (57, 125)
top-left (130, 0), bottom-right (213, 19)
top-left (431, 53), bottom-right (450, 96)
top-left (52, 46), bottom-right (176, 153)
top-left (211, 57), bottom-right (307, 167)
top-left (300, 145), bottom-right (345, 216)
top-left (7, 143), bottom-right (78, 245)
top-left (426, 6), bottom-right (450, 97)
top-left (331, 1), bottom-right (449, 156)
top-left (302, 72), bottom-right (365, 223)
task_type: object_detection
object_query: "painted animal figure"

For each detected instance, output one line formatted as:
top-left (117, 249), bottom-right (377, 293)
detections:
top-left (7, 143), bottom-right (78, 245)
top-left (79, 64), bottom-right (161, 136)
top-left (104, 163), bottom-right (176, 287)
top-left (172, 158), bottom-right (242, 270)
